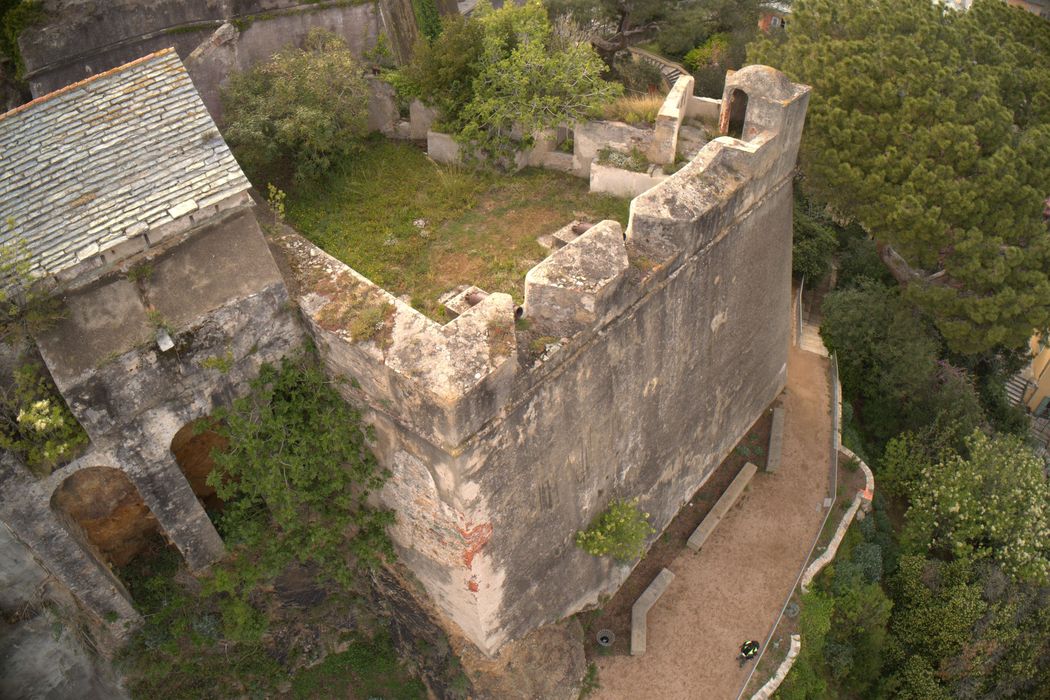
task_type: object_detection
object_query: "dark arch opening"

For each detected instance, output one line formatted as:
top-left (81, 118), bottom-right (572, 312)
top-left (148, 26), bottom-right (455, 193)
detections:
top-left (727, 89), bottom-right (749, 140)
top-left (51, 467), bottom-right (160, 568)
top-left (170, 419), bottom-right (228, 515)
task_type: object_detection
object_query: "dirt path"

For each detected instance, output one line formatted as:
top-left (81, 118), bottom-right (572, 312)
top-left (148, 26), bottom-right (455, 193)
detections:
top-left (593, 347), bottom-right (832, 700)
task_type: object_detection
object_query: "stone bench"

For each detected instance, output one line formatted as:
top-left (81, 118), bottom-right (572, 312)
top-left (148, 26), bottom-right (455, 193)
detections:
top-left (686, 462), bottom-right (758, 552)
top-left (631, 568), bottom-right (675, 656)
top-left (766, 405), bottom-right (786, 473)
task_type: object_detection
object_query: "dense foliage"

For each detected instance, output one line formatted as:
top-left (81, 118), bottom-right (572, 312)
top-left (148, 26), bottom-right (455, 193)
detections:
top-left (901, 430), bottom-right (1050, 584)
top-left (576, 498), bottom-right (655, 562)
top-left (119, 353), bottom-right (410, 698)
top-left (0, 361), bottom-right (86, 475)
top-left (752, 0), bottom-right (1050, 353)
top-left (397, 0), bottom-right (620, 164)
top-left (0, 0), bottom-right (43, 82)
top-left (222, 29), bottom-right (371, 184)
top-left (208, 353), bottom-right (395, 589)
top-left (820, 280), bottom-right (984, 446)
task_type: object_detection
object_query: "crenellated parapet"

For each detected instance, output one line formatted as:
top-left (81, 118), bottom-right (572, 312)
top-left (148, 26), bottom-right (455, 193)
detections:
top-left (270, 65), bottom-right (811, 655)
top-left (274, 232), bottom-right (518, 451)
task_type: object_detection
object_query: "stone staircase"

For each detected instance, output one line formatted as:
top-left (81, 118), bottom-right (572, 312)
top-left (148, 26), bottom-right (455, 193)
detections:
top-left (628, 47), bottom-right (690, 92)
top-left (1006, 373), bottom-right (1031, 406)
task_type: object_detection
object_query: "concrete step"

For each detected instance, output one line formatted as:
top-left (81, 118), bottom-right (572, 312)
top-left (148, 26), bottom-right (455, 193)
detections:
top-left (687, 462), bottom-right (758, 552)
top-left (630, 568), bottom-right (675, 656)
top-left (1005, 374), bottom-right (1030, 406)
top-left (799, 324), bottom-right (828, 357)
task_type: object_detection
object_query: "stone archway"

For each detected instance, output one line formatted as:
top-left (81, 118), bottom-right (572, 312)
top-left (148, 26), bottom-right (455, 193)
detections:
top-left (170, 419), bottom-right (227, 512)
top-left (50, 466), bottom-right (162, 569)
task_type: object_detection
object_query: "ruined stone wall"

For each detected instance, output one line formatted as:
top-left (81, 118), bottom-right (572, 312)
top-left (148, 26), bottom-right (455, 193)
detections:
top-left (277, 66), bottom-right (811, 654)
top-left (18, 0), bottom-right (416, 116)
top-left (0, 204), bottom-right (304, 647)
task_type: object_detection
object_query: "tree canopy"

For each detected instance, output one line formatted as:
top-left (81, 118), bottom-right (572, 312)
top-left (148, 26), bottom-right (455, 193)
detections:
top-left (397, 0), bottom-right (620, 164)
top-left (752, 0), bottom-right (1050, 354)
top-left (221, 29), bottom-right (371, 184)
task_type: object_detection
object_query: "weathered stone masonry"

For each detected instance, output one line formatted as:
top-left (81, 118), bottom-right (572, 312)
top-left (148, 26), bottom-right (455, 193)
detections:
top-left (278, 66), bottom-right (810, 654)
top-left (0, 47), bottom-right (808, 663)
top-left (0, 51), bottom-right (303, 649)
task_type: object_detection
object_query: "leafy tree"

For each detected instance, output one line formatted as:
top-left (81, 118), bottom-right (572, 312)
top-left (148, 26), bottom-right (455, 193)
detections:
top-left (902, 430), bottom-right (1050, 584)
top-left (394, 14), bottom-right (485, 130)
top-left (400, 1), bottom-right (620, 165)
top-left (752, 0), bottom-right (1050, 354)
top-left (209, 353), bottom-right (395, 591)
top-left (790, 193), bottom-right (838, 283)
top-left (546, 0), bottom-right (763, 66)
top-left (883, 555), bottom-right (1050, 698)
top-left (222, 29), bottom-right (371, 184)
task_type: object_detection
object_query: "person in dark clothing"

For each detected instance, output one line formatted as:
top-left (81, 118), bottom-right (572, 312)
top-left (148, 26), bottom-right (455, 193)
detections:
top-left (738, 639), bottom-right (760, 666)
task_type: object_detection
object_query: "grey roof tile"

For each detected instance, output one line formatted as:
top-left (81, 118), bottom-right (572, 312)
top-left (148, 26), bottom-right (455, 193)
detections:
top-left (0, 49), bottom-right (251, 277)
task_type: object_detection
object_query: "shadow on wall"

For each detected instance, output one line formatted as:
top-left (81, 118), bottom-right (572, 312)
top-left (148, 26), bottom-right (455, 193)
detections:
top-left (170, 419), bottom-right (227, 513)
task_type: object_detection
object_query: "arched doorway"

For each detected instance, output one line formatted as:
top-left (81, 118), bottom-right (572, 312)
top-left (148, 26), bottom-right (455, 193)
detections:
top-left (727, 88), bottom-right (749, 139)
top-left (170, 419), bottom-right (228, 513)
top-left (50, 467), bottom-right (162, 569)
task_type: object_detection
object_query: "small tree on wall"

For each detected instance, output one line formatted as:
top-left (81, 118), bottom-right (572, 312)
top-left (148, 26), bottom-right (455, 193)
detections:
top-left (576, 498), bottom-right (655, 563)
top-left (221, 29), bottom-right (371, 185)
top-left (394, 0), bottom-right (622, 166)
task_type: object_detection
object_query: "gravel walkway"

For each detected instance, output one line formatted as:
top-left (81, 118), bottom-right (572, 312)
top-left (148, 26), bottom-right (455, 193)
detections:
top-left (593, 346), bottom-right (832, 700)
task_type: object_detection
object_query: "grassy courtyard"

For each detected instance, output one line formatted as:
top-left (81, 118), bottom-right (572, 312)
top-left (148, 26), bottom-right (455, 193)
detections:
top-left (285, 138), bottom-right (631, 320)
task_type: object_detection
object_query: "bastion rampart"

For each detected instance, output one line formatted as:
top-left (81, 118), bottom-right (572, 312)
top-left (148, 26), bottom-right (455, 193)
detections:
top-left (0, 48), bottom-right (808, 662)
top-left (276, 66), bottom-right (810, 654)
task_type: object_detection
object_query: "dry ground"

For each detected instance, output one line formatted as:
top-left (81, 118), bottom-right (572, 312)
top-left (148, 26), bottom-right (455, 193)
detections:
top-left (593, 346), bottom-right (832, 700)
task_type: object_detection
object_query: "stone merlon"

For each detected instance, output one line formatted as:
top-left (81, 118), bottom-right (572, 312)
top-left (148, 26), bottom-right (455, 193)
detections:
top-left (524, 220), bottom-right (630, 337)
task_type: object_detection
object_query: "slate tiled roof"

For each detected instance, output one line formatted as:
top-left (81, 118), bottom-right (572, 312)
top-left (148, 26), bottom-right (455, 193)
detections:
top-left (0, 48), bottom-right (251, 277)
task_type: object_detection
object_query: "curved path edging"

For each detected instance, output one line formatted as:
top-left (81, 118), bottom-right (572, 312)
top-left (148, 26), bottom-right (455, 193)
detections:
top-left (750, 634), bottom-right (801, 700)
top-left (744, 358), bottom-right (876, 700)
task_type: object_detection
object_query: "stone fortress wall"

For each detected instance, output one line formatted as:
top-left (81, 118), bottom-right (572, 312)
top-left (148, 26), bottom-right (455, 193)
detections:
top-left (277, 67), bottom-right (810, 654)
top-left (0, 49), bottom-right (808, 670)
top-left (17, 0), bottom-right (431, 115)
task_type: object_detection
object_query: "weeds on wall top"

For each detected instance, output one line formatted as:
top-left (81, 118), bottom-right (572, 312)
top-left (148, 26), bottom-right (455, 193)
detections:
top-left (576, 498), bottom-right (655, 563)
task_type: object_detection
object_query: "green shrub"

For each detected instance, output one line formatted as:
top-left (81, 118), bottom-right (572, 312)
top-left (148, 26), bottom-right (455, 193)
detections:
top-left (792, 206), bottom-right (837, 283)
top-left (1, 0), bottom-right (44, 81)
top-left (597, 147), bottom-right (649, 173)
top-left (208, 351), bottom-right (396, 589)
top-left (576, 498), bottom-right (655, 562)
top-left (412, 0), bottom-right (441, 41)
top-left (222, 29), bottom-right (371, 184)
top-left (684, 33), bottom-right (730, 72)
top-left (0, 362), bottom-right (87, 476)
top-left (397, 0), bottom-right (620, 166)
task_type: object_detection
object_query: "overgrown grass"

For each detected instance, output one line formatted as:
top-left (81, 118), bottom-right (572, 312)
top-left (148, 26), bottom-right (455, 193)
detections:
top-left (285, 137), bottom-right (631, 320)
top-left (593, 93), bottom-right (665, 127)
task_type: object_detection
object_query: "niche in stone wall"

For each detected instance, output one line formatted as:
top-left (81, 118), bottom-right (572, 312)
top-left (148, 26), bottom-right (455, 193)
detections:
top-left (170, 419), bottom-right (228, 514)
top-left (50, 466), bottom-right (165, 570)
top-left (726, 88), bottom-right (749, 140)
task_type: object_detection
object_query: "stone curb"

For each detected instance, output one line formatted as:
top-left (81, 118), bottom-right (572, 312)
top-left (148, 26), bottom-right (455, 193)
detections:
top-left (630, 568), bottom-right (675, 656)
